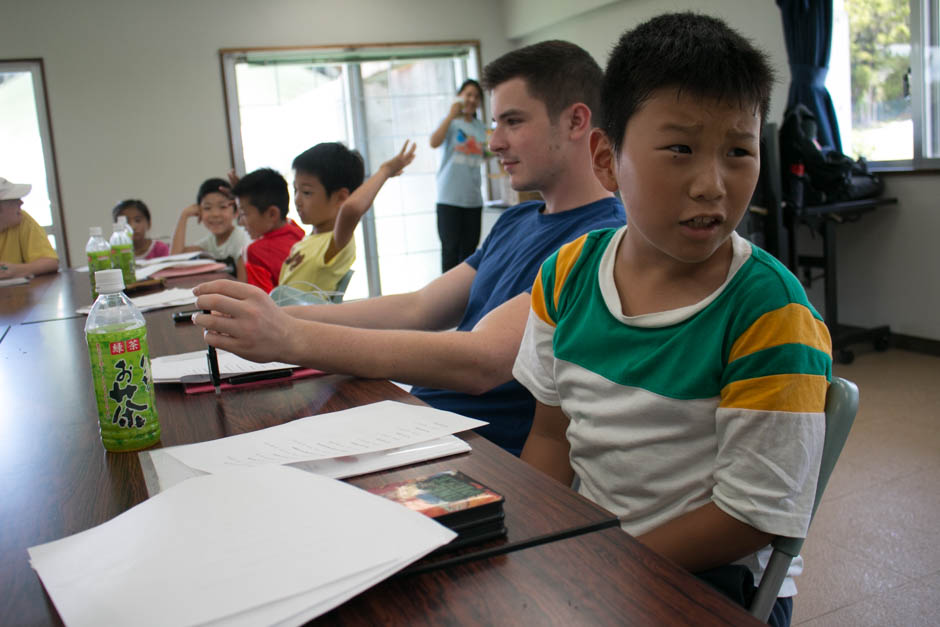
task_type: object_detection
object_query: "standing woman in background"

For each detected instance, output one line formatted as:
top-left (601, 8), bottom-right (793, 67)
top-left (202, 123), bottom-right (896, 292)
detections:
top-left (429, 79), bottom-right (486, 273)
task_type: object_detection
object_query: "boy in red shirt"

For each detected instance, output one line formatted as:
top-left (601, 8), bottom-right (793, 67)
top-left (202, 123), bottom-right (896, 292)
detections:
top-left (232, 168), bottom-right (304, 292)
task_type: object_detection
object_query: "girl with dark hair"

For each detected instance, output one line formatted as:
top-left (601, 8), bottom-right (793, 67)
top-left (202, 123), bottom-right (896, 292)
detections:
top-left (112, 199), bottom-right (169, 260)
top-left (429, 79), bottom-right (487, 272)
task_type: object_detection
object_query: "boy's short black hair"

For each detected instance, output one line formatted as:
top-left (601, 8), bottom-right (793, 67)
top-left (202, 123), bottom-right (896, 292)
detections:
top-left (291, 143), bottom-right (365, 197)
top-left (196, 178), bottom-right (232, 205)
top-left (232, 168), bottom-right (290, 220)
top-left (602, 12), bottom-right (774, 155)
top-left (112, 199), bottom-right (151, 224)
top-left (482, 40), bottom-right (602, 121)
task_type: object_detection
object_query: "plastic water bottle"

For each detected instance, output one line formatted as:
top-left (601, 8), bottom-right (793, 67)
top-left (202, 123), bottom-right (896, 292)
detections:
top-left (85, 269), bottom-right (160, 452)
top-left (116, 214), bottom-right (134, 239)
top-left (109, 221), bottom-right (136, 286)
top-left (85, 226), bottom-right (112, 298)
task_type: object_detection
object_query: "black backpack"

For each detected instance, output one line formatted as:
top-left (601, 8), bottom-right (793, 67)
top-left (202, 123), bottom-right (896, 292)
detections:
top-left (779, 104), bottom-right (884, 206)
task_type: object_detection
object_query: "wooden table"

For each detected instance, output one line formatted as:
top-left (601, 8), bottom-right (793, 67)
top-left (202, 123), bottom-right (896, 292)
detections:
top-left (0, 273), bottom-right (761, 626)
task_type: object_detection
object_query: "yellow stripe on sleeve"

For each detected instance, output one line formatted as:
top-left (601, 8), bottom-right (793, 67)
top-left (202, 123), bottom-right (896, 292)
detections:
top-left (729, 303), bottom-right (832, 363)
top-left (721, 373), bottom-right (829, 412)
top-left (531, 269), bottom-right (554, 326)
top-left (552, 234), bottom-right (589, 311)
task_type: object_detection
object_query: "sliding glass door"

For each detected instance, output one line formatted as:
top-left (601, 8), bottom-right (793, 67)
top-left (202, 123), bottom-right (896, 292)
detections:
top-left (0, 60), bottom-right (67, 264)
top-left (222, 43), bottom-right (482, 299)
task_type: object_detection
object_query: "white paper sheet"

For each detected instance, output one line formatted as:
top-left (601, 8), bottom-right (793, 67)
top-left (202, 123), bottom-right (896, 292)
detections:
top-left (163, 400), bottom-right (486, 474)
top-left (135, 258), bottom-right (221, 279)
top-left (76, 287), bottom-right (196, 315)
top-left (140, 435), bottom-right (471, 496)
top-left (0, 276), bottom-right (30, 287)
top-left (151, 349), bottom-right (296, 383)
top-left (136, 251), bottom-right (200, 267)
top-left (28, 466), bottom-right (456, 627)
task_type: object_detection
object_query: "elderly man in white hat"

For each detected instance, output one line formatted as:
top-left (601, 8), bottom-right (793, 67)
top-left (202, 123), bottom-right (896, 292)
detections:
top-left (0, 177), bottom-right (59, 279)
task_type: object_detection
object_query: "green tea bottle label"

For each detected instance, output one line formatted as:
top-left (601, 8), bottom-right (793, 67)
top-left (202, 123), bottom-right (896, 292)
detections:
top-left (87, 326), bottom-right (161, 452)
top-left (110, 244), bottom-right (136, 286)
top-left (87, 251), bottom-right (113, 297)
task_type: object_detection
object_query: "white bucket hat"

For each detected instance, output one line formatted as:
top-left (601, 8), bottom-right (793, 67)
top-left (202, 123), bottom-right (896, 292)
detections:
top-left (0, 177), bottom-right (32, 200)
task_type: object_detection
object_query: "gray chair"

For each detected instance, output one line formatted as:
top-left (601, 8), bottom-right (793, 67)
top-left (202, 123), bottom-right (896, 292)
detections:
top-left (749, 376), bottom-right (860, 622)
top-left (331, 269), bottom-right (354, 303)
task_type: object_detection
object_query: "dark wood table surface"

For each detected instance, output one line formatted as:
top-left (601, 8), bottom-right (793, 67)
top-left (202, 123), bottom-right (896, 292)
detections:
top-left (0, 272), bottom-right (761, 626)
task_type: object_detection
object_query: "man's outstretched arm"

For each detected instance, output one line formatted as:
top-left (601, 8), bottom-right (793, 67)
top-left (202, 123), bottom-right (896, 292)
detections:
top-left (193, 270), bottom-right (530, 394)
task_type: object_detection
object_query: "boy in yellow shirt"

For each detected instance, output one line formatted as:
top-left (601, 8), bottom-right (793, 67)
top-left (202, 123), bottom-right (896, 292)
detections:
top-left (278, 141), bottom-right (416, 296)
top-left (0, 177), bottom-right (58, 279)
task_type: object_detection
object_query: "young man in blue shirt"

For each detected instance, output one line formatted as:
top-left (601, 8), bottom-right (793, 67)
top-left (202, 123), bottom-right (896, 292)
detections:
top-left (194, 40), bottom-right (626, 455)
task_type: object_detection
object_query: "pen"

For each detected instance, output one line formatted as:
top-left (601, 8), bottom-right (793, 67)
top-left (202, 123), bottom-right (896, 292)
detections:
top-left (226, 368), bottom-right (295, 386)
top-left (172, 309), bottom-right (202, 323)
top-left (203, 310), bottom-right (222, 396)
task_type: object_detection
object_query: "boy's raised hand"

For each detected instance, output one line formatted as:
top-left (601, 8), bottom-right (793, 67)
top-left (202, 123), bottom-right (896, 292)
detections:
top-left (182, 203), bottom-right (202, 224)
top-left (381, 140), bottom-right (417, 177)
top-left (193, 280), bottom-right (298, 364)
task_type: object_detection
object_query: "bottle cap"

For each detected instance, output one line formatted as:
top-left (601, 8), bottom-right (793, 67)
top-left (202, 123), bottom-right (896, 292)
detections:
top-left (95, 269), bottom-right (125, 294)
top-left (90, 226), bottom-right (103, 236)
top-left (117, 215), bottom-right (128, 226)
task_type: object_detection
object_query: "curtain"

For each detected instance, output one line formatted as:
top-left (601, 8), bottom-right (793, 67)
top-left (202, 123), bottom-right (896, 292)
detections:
top-left (777, 0), bottom-right (843, 152)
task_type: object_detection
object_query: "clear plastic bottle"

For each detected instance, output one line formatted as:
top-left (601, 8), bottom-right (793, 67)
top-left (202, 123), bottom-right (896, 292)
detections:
top-left (109, 221), bottom-right (137, 286)
top-left (116, 214), bottom-right (134, 239)
top-left (85, 226), bottom-right (112, 298)
top-left (85, 269), bottom-right (160, 452)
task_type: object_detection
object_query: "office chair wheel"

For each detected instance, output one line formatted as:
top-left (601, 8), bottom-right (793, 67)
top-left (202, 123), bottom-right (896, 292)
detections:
top-left (874, 335), bottom-right (890, 352)
top-left (837, 349), bottom-right (855, 365)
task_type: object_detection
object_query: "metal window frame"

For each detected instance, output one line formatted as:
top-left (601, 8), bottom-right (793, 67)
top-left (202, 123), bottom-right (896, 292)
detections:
top-left (866, 0), bottom-right (940, 171)
top-left (219, 41), bottom-right (481, 297)
top-left (0, 58), bottom-right (69, 264)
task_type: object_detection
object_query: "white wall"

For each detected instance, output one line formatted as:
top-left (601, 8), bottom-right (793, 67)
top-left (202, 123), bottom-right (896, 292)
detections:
top-left (0, 0), bottom-right (509, 266)
top-left (4, 0), bottom-right (937, 340)
top-left (512, 0), bottom-right (790, 126)
top-left (509, 0), bottom-right (940, 342)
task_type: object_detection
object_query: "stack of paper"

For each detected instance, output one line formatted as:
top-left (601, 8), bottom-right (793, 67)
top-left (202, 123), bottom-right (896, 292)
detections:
top-left (77, 287), bottom-right (196, 315)
top-left (136, 251), bottom-right (201, 267)
top-left (0, 276), bottom-right (30, 287)
top-left (141, 400), bottom-right (484, 495)
top-left (136, 259), bottom-right (225, 280)
top-left (28, 466), bottom-right (456, 626)
top-left (151, 349), bottom-right (297, 383)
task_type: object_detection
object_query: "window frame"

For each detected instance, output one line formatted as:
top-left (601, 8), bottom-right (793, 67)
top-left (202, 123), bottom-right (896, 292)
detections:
top-left (218, 41), bottom-right (483, 297)
top-left (0, 58), bottom-right (69, 264)
top-left (848, 0), bottom-right (940, 172)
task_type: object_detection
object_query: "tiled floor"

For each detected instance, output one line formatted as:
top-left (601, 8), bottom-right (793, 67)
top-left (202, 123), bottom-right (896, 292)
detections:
top-left (791, 349), bottom-right (940, 626)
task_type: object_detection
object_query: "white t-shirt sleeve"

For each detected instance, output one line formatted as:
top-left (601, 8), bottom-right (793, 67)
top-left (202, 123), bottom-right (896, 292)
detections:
top-left (512, 308), bottom-right (561, 407)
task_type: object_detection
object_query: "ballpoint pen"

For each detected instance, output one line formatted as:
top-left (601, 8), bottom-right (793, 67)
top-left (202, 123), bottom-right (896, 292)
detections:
top-left (203, 310), bottom-right (222, 395)
top-left (172, 309), bottom-right (202, 323)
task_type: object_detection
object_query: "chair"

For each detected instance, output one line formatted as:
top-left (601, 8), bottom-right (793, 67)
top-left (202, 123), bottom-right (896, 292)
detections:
top-left (749, 376), bottom-right (860, 622)
top-left (331, 269), bottom-right (354, 303)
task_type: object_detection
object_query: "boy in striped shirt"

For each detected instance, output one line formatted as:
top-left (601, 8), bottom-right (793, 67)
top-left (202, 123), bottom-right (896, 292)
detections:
top-left (512, 13), bottom-right (831, 626)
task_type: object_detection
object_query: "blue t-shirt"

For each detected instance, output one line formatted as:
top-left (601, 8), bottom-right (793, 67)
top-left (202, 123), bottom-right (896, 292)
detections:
top-left (412, 196), bottom-right (626, 455)
top-left (435, 117), bottom-right (487, 207)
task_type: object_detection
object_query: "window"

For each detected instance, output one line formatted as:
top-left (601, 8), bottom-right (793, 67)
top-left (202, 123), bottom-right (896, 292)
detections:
top-left (221, 43), bottom-right (482, 299)
top-left (829, 0), bottom-right (940, 168)
top-left (0, 60), bottom-right (68, 263)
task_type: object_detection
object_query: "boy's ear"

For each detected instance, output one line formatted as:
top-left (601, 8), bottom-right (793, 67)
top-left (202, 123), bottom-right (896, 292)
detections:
top-left (330, 188), bottom-right (350, 207)
top-left (264, 205), bottom-right (282, 221)
top-left (590, 129), bottom-right (619, 192)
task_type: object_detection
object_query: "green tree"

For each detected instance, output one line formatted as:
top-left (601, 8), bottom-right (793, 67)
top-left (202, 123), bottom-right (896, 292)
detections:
top-left (846, 0), bottom-right (910, 124)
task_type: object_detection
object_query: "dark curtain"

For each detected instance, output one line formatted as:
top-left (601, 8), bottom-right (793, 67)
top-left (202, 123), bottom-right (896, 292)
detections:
top-left (777, 0), bottom-right (843, 152)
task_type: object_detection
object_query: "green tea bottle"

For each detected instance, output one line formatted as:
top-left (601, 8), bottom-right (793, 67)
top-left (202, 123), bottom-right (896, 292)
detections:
top-left (85, 226), bottom-right (112, 298)
top-left (109, 220), bottom-right (136, 286)
top-left (85, 269), bottom-right (161, 452)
